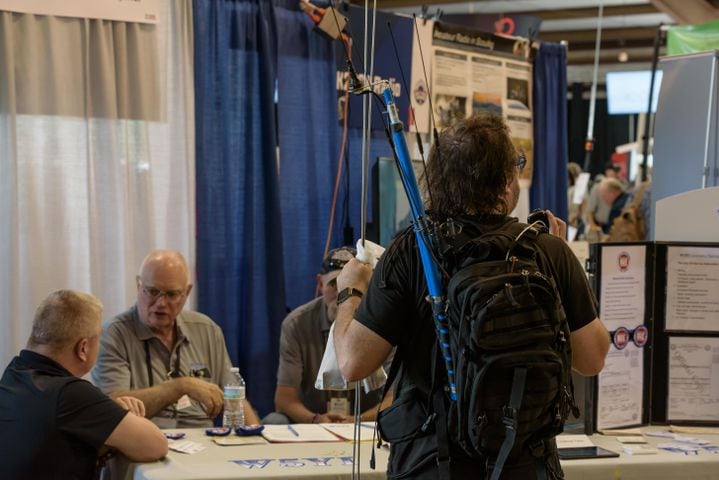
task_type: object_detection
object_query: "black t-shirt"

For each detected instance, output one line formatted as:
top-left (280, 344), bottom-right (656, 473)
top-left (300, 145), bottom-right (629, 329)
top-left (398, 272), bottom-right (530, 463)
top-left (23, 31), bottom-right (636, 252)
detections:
top-left (355, 217), bottom-right (599, 475)
top-left (0, 350), bottom-right (129, 480)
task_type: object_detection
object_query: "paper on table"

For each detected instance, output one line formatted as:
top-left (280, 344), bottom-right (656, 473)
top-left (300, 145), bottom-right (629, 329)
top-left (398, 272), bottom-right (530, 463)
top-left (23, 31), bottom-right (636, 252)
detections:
top-left (670, 425), bottom-right (719, 435)
top-left (623, 444), bottom-right (658, 455)
top-left (261, 424), bottom-right (341, 443)
top-left (645, 432), bottom-right (710, 445)
top-left (213, 436), bottom-right (269, 446)
top-left (556, 434), bottom-right (595, 449)
top-left (168, 440), bottom-right (206, 454)
top-left (320, 422), bottom-right (376, 441)
top-left (616, 436), bottom-right (647, 444)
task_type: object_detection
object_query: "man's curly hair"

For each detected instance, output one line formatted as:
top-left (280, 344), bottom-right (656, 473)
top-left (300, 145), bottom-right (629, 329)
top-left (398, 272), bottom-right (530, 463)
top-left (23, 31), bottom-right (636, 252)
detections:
top-left (420, 112), bottom-right (517, 220)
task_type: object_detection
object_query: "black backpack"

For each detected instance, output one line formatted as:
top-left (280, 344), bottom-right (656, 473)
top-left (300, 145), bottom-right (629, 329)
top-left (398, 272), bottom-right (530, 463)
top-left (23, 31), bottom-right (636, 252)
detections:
top-left (437, 219), bottom-right (577, 479)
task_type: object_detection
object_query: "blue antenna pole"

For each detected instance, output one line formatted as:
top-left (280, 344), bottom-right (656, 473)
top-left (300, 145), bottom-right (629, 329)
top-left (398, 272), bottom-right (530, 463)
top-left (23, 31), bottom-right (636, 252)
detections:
top-left (382, 88), bottom-right (456, 401)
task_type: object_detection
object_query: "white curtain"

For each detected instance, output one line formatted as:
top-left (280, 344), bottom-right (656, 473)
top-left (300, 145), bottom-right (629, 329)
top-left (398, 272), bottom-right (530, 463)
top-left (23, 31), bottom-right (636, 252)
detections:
top-left (0, 1), bottom-right (195, 366)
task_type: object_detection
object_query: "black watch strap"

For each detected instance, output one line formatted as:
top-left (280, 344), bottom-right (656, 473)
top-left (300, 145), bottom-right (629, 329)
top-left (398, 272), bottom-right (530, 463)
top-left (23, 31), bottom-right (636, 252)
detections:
top-left (336, 287), bottom-right (363, 305)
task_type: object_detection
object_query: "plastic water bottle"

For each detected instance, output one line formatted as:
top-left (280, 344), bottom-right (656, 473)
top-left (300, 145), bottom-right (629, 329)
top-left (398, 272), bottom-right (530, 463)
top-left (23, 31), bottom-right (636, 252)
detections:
top-left (222, 367), bottom-right (246, 428)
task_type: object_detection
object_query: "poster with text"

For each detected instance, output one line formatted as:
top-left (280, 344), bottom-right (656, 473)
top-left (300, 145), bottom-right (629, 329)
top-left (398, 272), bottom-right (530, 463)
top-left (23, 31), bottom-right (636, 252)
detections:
top-left (426, 22), bottom-right (533, 186)
top-left (665, 246), bottom-right (719, 332)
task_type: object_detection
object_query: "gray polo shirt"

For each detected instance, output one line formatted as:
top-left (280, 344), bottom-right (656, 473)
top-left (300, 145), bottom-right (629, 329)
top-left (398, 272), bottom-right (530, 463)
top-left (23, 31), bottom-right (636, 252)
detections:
top-left (92, 305), bottom-right (233, 428)
top-left (277, 297), bottom-right (383, 415)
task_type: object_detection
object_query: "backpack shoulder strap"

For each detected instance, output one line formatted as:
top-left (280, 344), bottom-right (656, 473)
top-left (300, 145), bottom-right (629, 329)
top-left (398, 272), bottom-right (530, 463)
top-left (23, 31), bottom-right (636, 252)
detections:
top-left (490, 367), bottom-right (528, 480)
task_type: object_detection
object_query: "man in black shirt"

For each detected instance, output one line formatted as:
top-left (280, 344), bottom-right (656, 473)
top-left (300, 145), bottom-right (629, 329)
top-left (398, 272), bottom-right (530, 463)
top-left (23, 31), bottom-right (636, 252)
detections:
top-left (333, 113), bottom-right (610, 479)
top-left (0, 290), bottom-right (168, 480)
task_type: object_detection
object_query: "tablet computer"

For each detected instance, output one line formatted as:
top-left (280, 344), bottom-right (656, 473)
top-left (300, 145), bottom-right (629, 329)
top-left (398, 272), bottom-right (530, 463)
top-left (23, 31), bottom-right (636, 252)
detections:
top-left (558, 446), bottom-right (620, 460)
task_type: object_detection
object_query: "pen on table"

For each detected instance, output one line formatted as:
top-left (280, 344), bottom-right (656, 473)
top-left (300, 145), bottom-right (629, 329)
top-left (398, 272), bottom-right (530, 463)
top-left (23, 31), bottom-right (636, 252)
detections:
top-left (287, 424), bottom-right (300, 437)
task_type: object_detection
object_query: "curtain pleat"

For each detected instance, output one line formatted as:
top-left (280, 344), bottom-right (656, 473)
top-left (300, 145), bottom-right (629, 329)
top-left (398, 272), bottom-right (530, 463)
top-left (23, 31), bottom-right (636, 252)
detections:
top-left (194, 0), bottom-right (286, 416)
top-left (531, 42), bottom-right (569, 220)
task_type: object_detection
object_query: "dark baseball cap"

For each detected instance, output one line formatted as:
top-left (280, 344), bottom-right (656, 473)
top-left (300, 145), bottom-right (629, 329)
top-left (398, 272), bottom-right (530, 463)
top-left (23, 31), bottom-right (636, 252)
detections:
top-left (320, 246), bottom-right (356, 274)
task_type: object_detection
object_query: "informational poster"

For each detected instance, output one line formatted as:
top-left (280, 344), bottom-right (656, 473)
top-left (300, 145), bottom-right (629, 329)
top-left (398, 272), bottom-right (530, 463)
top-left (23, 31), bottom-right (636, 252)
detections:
top-left (597, 344), bottom-right (644, 430)
top-left (600, 245), bottom-right (647, 332)
top-left (416, 22), bottom-right (533, 185)
top-left (0, 0), bottom-right (159, 23)
top-left (667, 337), bottom-right (719, 421)
top-left (665, 246), bottom-right (719, 331)
top-left (596, 245), bottom-right (648, 429)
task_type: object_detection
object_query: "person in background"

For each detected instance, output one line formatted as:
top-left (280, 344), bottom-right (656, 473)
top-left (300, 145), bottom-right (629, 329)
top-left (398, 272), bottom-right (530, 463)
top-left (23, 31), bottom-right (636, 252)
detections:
top-left (93, 250), bottom-right (259, 428)
top-left (631, 165), bottom-right (653, 240)
top-left (599, 178), bottom-right (630, 230)
top-left (585, 162), bottom-right (621, 240)
top-left (0, 290), bottom-right (168, 480)
top-left (567, 162), bottom-right (584, 238)
top-left (264, 247), bottom-right (392, 424)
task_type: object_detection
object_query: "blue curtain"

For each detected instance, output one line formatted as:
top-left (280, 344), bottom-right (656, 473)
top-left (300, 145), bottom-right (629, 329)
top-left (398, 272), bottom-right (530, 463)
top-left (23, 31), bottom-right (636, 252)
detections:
top-left (531, 42), bottom-right (569, 220)
top-left (275, 7), bottom-right (395, 309)
top-left (194, 0), bottom-right (285, 416)
top-left (275, 5), bottom-right (342, 309)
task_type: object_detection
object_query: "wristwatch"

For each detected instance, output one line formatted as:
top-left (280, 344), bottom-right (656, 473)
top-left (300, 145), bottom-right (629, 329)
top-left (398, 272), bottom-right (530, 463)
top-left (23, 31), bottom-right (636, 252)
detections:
top-left (336, 287), bottom-right (363, 305)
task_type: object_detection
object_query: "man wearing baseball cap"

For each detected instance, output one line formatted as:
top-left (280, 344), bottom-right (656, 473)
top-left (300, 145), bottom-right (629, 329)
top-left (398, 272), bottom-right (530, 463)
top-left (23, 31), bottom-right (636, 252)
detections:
top-left (264, 247), bottom-right (391, 424)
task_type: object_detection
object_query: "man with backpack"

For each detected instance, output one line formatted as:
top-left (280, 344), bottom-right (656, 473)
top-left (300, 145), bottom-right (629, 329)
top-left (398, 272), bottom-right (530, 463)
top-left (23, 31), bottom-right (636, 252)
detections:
top-left (333, 113), bottom-right (610, 479)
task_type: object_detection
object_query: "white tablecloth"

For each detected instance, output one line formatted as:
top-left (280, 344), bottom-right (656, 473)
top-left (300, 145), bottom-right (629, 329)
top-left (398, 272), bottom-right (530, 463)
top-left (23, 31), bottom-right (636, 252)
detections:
top-left (114, 428), bottom-right (387, 480)
top-left (116, 427), bottom-right (719, 480)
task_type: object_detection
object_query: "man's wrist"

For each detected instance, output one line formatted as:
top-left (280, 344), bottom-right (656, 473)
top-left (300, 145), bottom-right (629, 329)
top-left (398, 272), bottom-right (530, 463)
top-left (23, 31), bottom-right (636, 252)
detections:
top-left (173, 376), bottom-right (190, 397)
top-left (311, 413), bottom-right (320, 423)
top-left (336, 287), bottom-right (363, 305)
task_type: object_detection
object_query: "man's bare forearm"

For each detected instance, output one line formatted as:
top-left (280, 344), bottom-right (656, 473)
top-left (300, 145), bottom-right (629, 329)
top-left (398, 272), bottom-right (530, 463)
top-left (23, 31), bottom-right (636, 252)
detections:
top-left (110, 379), bottom-right (186, 418)
top-left (275, 386), bottom-right (316, 423)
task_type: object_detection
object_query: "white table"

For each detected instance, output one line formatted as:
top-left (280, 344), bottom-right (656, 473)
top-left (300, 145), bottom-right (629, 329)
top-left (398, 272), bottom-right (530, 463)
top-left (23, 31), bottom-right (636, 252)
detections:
top-left (114, 428), bottom-right (388, 480)
top-left (561, 429), bottom-right (719, 480)
top-left (116, 427), bottom-right (719, 480)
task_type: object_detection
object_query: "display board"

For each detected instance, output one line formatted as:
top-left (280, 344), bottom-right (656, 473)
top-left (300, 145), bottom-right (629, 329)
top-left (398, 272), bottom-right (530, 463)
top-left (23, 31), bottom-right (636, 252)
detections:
top-left (651, 242), bottom-right (719, 425)
top-left (588, 243), bottom-right (653, 431)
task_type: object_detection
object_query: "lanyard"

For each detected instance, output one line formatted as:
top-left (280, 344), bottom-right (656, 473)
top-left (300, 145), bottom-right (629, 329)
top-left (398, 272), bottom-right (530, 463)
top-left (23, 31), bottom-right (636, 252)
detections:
top-left (144, 340), bottom-right (181, 387)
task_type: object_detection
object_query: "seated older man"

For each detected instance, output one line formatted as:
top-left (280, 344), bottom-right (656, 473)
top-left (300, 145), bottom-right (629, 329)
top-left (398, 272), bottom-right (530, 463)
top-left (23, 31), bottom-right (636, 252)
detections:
top-left (93, 250), bottom-right (259, 428)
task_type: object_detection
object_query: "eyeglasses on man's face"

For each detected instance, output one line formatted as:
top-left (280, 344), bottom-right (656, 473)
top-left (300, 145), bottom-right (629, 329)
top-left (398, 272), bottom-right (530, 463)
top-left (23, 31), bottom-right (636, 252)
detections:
top-left (516, 152), bottom-right (527, 173)
top-left (138, 282), bottom-right (186, 304)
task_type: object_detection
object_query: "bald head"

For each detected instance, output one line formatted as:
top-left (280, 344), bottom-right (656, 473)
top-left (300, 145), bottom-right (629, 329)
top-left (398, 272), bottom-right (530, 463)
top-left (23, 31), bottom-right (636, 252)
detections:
top-left (136, 250), bottom-right (192, 337)
top-left (139, 250), bottom-right (190, 283)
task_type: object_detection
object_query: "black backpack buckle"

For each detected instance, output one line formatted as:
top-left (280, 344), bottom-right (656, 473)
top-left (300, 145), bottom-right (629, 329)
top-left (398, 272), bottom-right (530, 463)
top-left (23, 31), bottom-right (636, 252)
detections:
top-left (421, 412), bottom-right (437, 433)
top-left (502, 406), bottom-right (518, 431)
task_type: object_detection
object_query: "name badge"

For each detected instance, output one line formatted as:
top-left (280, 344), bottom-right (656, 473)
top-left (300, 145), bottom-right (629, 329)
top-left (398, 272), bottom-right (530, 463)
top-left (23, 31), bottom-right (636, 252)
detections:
top-left (328, 397), bottom-right (350, 416)
top-left (177, 394), bottom-right (192, 410)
